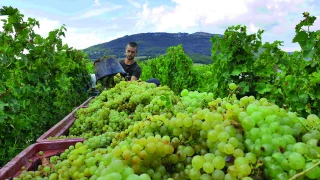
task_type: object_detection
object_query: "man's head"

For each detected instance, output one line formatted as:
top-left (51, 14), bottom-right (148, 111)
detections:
top-left (125, 42), bottom-right (138, 61)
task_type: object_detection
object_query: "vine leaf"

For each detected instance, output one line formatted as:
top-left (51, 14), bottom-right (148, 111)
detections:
top-left (0, 6), bottom-right (18, 16)
top-left (238, 81), bottom-right (250, 94)
top-left (292, 31), bottom-right (308, 43)
top-left (231, 66), bottom-right (247, 76)
top-left (0, 86), bottom-right (5, 94)
top-left (255, 83), bottom-right (272, 94)
top-left (299, 93), bottom-right (309, 103)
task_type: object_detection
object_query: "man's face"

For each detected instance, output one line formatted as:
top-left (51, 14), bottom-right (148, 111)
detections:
top-left (125, 45), bottom-right (138, 60)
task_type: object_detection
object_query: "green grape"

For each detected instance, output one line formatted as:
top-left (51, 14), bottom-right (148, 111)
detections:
top-left (183, 117), bottom-right (193, 127)
top-left (238, 164), bottom-right (251, 176)
top-left (306, 114), bottom-right (319, 127)
top-left (145, 142), bottom-right (156, 154)
top-left (181, 89), bottom-right (189, 97)
top-left (200, 174), bottom-right (213, 180)
top-left (233, 149), bottom-right (244, 158)
top-left (292, 142), bottom-right (308, 154)
top-left (288, 152), bottom-right (306, 170)
top-left (212, 169), bottom-right (225, 180)
top-left (246, 104), bottom-right (259, 115)
top-left (228, 137), bottom-right (239, 148)
top-left (203, 162), bottom-right (214, 173)
top-left (271, 137), bottom-right (286, 150)
top-left (140, 173), bottom-right (151, 180)
top-left (49, 173), bottom-right (58, 180)
top-left (127, 174), bottom-right (141, 180)
top-left (227, 165), bottom-right (238, 177)
top-left (192, 155), bottom-right (205, 170)
top-left (249, 128), bottom-right (260, 141)
top-left (218, 132), bottom-right (230, 142)
top-left (242, 116), bottom-right (255, 130)
top-left (184, 146), bottom-right (195, 156)
top-left (245, 152), bottom-right (256, 164)
top-left (224, 126), bottom-right (236, 137)
top-left (282, 134), bottom-right (296, 145)
top-left (214, 124), bottom-right (225, 132)
top-left (207, 130), bottom-right (219, 142)
top-left (229, 83), bottom-right (237, 90)
top-left (212, 156), bottom-right (225, 170)
top-left (43, 166), bottom-right (50, 173)
top-left (250, 111), bottom-right (263, 125)
top-left (224, 143), bottom-right (235, 154)
top-left (204, 112), bottom-right (215, 122)
top-left (189, 168), bottom-right (201, 180)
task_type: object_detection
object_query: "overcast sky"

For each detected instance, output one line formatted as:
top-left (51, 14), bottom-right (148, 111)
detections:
top-left (1, 0), bottom-right (319, 52)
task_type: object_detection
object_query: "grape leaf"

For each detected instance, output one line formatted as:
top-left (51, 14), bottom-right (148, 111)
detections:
top-left (292, 31), bottom-right (308, 43)
top-left (0, 6), bottom-right (18, 16)
top-left (0, 86), bottom-right (5, 94)
top-left (255, 83), bottom-right (272, 94)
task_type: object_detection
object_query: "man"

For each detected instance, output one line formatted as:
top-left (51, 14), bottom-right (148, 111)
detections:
top-left (119, 42), bottom-right (142, 81)
top-left (120, 42), bottom-right (161, 86)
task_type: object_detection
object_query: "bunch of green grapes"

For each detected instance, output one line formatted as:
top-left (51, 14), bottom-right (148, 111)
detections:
top-left (69, 81), bottom-right (178, 139)
top-left (15, 83), bottom-right (320, 180)
top-left (104, 90), bottom-right (259, 179)
top-left (233, 96), bottom-right (319, 179)
top-left (47, 135), bottom-right (81, 140)
top-left (113, 73), bottom-right (126, 84)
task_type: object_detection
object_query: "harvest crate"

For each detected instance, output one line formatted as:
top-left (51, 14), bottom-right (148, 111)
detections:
top-left (36, 97), bottom-right (95, 143)
top-left (0, 139), bottom-right (83, 180)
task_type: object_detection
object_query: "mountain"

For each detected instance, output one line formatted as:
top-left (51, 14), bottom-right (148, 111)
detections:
top-left (83, 32), bottom-right (221, 64)
top-left (83, 32), bottom-right (294, 64)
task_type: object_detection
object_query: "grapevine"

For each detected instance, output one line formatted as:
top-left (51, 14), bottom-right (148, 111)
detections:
top-left (0, 6), bottom-right (91, 166)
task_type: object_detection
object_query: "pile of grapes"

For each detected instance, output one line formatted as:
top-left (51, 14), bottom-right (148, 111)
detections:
top-left (14, 82), bottom-right (320, 180)
top-left (69, 81), bottom-right (179, 139)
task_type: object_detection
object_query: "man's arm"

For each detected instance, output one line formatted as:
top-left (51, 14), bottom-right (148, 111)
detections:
top-left (131, 67), bottom-right (142, 81)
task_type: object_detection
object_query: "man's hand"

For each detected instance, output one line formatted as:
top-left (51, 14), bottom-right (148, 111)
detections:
top-left (130, 76), bottom-right (138, 81)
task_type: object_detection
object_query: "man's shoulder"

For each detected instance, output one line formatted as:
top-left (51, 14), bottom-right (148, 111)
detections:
top-left (134, 62), bottom-right (142, 70)
top-left (119, 59), bottom-right (126, 67)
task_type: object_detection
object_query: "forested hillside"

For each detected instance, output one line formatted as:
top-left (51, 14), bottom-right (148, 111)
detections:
top-left (83, 32), bottom-right (220, 64)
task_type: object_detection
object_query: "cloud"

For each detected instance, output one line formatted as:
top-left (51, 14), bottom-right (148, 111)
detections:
top-left (127, 0), bottom-right (141, 8)
top-left (136, 0), bottom-right (316, 31)
top-left (0, 15), bottom-right (8, 31)
top-left (59, 25), bottom-right (126, 49)
top-left (1, 13), bottom-right (120, 50)
top-left (280, 46), bottom-right (301, 52)
top-left (247, 23), bottom-right (259, 34)
top-left (308, 15), bottom-right (320, 31)
top-left (93, 0), bottom-right (101, 7)
top-left (134, 0), bottom-right (319, 50)
top-left (135, 0), bottom-right (250, 31)
top-left (71, 5), bottom-right (122, 20)
top-left (32, 18), bottom-right (61, 37)
top-left (62, 31), bottom-right (108, 49)
top-left (61, 29), bottom-right (128, 50)
top-left (1, 15), bottom-right (61, 37)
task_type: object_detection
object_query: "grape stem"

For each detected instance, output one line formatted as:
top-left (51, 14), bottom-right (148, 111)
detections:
top-left (296, 117), bottom-right (310, 132)
top-left (288, 159), bottom-right (320, 180)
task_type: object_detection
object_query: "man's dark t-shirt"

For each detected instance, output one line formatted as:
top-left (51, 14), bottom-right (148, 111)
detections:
top-left (119, 59), bottom-right (142, 80)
